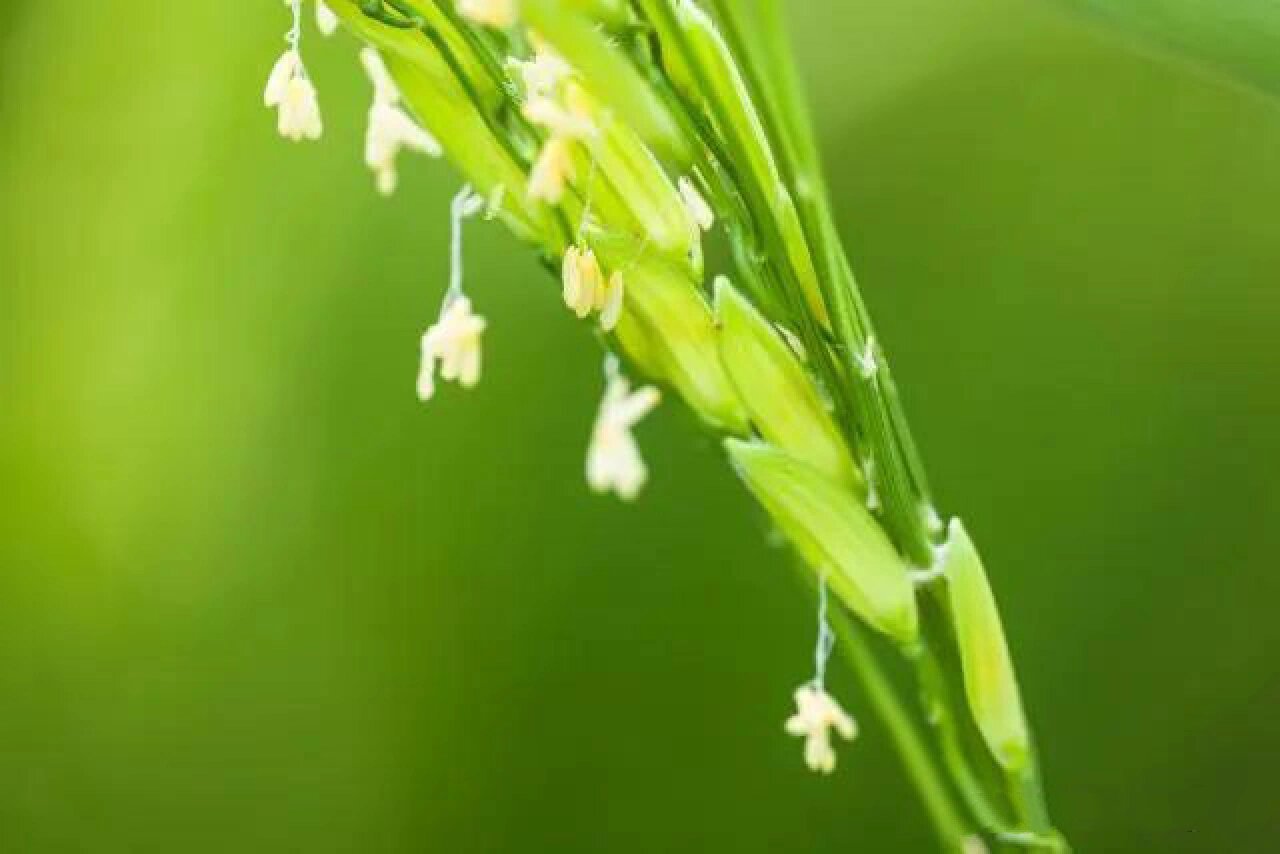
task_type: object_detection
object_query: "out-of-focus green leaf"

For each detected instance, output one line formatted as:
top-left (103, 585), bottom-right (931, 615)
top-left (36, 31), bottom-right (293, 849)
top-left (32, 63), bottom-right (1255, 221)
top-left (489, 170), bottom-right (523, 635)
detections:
top-left (1064, 0), bottom-right (1280, 100)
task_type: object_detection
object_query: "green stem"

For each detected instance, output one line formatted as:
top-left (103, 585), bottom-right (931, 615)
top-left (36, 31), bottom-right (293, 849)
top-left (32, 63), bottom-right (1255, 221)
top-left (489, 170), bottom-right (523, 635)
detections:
top-left (911, 638), bottom-right (1015, 835)
top-left (1009, 751), bottom-right (1059, 849)
top-left (344, 3), bottom-right (1062, 847)
top-left (828, 609), bottom-right (973, 851)
top-left (706, 3), bottom-right (1065, 846)
top-left (377, 0), bottom-right (521, 161)
top-left (742, 0), bottom-right (937, 564)
top-left (427, 0), bottom-right (513, 102)
top-left (651, 5), bottom-right (875, 530)
top-left (634, 0), bottom-right (864, 516)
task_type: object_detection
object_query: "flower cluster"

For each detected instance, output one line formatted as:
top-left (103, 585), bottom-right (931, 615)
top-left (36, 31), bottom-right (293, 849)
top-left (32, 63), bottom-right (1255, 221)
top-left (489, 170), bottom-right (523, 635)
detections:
top-left (417, 294), bottom-right (487, 401)
top-left (258, 3), bottom-right (1071, 843)
top-left (263, 49), bottom-right (321, 143)
top-left (261, 3), bottom-right (665, 504)
top-left (264, 1), bottom-right (323, 142)
top-left (785, 684), bottom-right (858, 774)
top-left (360, 47), bottom-right (442, 196)
top-left (587, 359), bottom-right (661, 501)
top-left (260, 0), bottom-right (871, 784)
top-left (417, 186), bottom-right (487, 400)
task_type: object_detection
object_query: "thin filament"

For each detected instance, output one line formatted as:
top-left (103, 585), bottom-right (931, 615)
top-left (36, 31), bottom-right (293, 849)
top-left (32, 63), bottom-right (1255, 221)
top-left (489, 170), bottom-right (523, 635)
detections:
top-left (287, 0), bottom-right (302, 50)
top-left (812, 575), bottom-right (835, 689)
top-left (447, 184), bottom-right (483, 301)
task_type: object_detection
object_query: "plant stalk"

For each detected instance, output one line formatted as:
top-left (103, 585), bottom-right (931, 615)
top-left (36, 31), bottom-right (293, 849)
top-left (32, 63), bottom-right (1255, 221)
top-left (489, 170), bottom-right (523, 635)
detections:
top-left (704, 2), bottom-right (1065, 846)
top-left (331, 1), bottom-right (1065, 847)
top-left (828, 610), bottom-right (972, 851)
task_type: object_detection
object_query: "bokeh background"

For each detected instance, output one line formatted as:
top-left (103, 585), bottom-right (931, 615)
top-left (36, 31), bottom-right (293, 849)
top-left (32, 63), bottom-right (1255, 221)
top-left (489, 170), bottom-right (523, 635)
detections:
top-left (3, 1), bottom-right (1279, 850)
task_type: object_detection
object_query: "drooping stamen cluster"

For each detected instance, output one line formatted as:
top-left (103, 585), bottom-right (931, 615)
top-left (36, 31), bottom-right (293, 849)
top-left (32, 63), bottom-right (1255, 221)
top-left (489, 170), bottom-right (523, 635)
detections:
top-left (418, 186), bottom-right (488, 401)
top-left (785, 684), bottom-right (858, 774)
top-left (360, 47), bottom-right (442, 196)
top-left (264, 0), bottom-right (322, 142)
top-left (418, 295), bottom-right (486, 400)
top-left (784, 579), bottom-right (857, 773)
top-left (587, 356), bottom-right (661, 501)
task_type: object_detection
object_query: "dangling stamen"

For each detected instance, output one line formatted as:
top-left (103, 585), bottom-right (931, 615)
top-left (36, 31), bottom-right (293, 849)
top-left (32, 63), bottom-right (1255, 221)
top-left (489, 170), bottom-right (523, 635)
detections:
top-left (586, 354), bottom-right (661, 500)
top-left (812, 576), bottom-right (836, 690)
top-left (417, 185), bottom-right (488, 402)
top-left (448, 184), bottom-right (486, 300)
top-left (264, 0), bottom-right (323, 142)
top-left (784, 576), bottom-right (857, 774)
top-left (361, 47), bottom-right (441, 196)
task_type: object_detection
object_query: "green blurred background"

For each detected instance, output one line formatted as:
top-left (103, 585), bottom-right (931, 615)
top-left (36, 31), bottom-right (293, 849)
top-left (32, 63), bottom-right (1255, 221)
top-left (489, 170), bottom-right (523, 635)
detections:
top-left (3, 1), bottom-right (1279, 850)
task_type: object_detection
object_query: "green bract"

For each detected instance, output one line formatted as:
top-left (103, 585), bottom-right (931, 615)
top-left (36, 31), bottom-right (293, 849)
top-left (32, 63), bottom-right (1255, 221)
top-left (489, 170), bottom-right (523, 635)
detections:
top-left (656, 0), bottom-right (826, 323)
top-left (714, 277), bottom-right (861, 492)
top-left (941, 518), bottom-right (1031, 772)
top-left (613, 259), bottom-right (748, 433)
top-left (587, 96), bottom-right (700, 267)
top-left (725, 439), bottom-right (917, 643)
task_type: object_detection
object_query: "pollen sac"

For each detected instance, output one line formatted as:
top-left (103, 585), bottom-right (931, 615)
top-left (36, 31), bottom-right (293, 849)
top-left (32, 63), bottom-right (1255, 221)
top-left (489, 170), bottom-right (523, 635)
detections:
top-left (939, 519), bottom-right (1031, 772)
top-left (714, 277), bottom-right (862, 494)
top-left (725, 440), bottom-right (918, 644)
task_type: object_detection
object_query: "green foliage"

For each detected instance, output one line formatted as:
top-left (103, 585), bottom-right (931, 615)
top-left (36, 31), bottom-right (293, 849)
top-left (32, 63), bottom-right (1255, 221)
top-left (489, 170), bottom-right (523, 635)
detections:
top-left (1063, 0), bottom-right (1280, 99)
